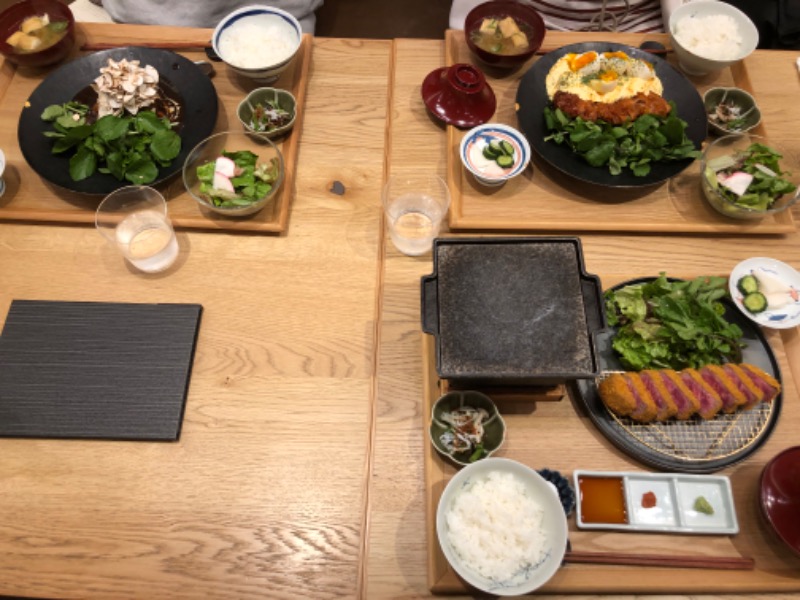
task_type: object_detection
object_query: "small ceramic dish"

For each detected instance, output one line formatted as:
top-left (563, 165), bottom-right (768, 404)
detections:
top-left (429, 390), bottom-right (505, 467)
top-left (574, 470), bottom-right (739, 534)
top-left (760, 446), bottom-right (800, 556)
top-left (704, 87), bottom-right (761, 136)
top-left (421, 63), bottom-right (496, 129)
top-left (459, 123), bottom-right (531, 186)
top-left (237, 87), bottom-right (297, 139)
top-left (729, 257), bottom-right (800, 329)
top-left (537, 468), bottom-right (575, 517)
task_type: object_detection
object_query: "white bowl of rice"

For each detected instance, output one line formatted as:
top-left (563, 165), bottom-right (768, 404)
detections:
top-left (669, 1), bottom-right (758, 76)
top-left (213, 5), bottom-right (302, 84)
top-left (436, 457), bottom-right (568, 596)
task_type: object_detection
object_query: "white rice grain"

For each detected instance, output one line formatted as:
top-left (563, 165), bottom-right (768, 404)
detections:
top-left (674, 14), bottom-right (743, 60)
top-left (446, 470), bottom-right (548, 584)
top-left (218, 14), bottom-right (297, 69)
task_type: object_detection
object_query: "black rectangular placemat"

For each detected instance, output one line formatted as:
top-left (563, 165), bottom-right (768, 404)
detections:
top-left (0, 300), bottom-right (202, 441)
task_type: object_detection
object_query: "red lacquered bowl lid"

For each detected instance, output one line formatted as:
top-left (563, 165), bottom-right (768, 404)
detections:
top-left (760, 445), bottom-right (800, 555)
top-left (421, 63), bottom-right (496, 129)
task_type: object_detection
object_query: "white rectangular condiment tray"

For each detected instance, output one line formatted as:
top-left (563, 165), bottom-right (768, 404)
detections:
top-left (573, 470), bottom-right (739, 535)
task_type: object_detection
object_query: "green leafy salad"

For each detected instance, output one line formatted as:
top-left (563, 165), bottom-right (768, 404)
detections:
top-left (543, 103), bottom-right (700, 177)
top-left (704, 143), bottom-right (797, 211)
top-left (196, 150), bottom-right (280, 208)
top-left (41, 101), bottom-right (181, 184)
top-left (605, 273), bottom-right (744, 371)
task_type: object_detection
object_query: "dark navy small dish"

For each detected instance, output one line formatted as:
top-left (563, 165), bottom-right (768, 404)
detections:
top-left (538, 468), bottom-right (576, 517)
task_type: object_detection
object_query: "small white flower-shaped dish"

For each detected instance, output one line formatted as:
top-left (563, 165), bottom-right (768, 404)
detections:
top-left (729, 257), bottom-right (800, 329)
top-left (460, 123), bottom-right (531, 187)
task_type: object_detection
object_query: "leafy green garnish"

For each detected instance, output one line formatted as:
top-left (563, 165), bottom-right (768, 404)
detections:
top-left (707, 143), bottom-right (797, 211)
top-left (197, 150), bottom-right (280, 208)
top-left (543, 103), bottom-right (701, 177)
top-left (41, 102), bottom-right (181, 184)
top-left (605, 273), bottom-right (744, 371)
top-left (468, 443), bottom-right (487, 463)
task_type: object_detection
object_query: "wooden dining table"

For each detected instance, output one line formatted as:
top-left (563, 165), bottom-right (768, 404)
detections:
top-left (0, 21), bottom-right (798, 599)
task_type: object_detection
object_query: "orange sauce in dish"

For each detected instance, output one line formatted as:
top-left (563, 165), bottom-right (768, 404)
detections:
top-left (578, 476), bottom-right (628, 524)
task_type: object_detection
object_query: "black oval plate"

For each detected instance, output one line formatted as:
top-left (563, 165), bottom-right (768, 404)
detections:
top-left (573, 277), bottom-right (782, 474)
top-left (18, 47), bottom-right (218, 196)
top-left (515, 42), bottom-right (707, 189)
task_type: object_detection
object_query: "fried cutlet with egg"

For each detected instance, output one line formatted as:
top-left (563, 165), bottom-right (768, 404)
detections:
top-left (552, 90), bottom-right (672, 125)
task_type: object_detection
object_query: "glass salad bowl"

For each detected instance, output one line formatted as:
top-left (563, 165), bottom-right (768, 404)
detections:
top-left (183, 130), bottom-right (284, 217)
top-left (701, 134), bottom-right (800, 220)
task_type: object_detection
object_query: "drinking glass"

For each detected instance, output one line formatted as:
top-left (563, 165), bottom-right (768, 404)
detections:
top-left (382, 174), bottom-right (450, 256)
top-left (95, 186), bottom-right (179, 273)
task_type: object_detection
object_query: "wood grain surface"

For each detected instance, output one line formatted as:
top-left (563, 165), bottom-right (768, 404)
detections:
top-left (1, 24), bottom-right (800, 600)
top-left (0, 27), bottom-right (391, 599)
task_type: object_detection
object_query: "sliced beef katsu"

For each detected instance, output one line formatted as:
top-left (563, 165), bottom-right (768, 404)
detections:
top-left (622, 372), bottom-right (658, 422)
top-left (679, 369), bottom-right (723, 419)
top-left (723, 363), bottom-right (767, 408)
top-left (659, 370), bottom-right (700, 420)
top-left (639, 370), bottom-right (678, 420)
top-left (700, 364), bottom-right (748, 413)
top-left (739, 363), bottom-right (782, 406)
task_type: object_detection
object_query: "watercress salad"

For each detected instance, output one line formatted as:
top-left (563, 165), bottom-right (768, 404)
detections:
top-left (543, 103), bottom-right (700, 177)
top-left (196, 150), bottom-right (280, 208)
top-left (40, 101), bottom-right (181, 184)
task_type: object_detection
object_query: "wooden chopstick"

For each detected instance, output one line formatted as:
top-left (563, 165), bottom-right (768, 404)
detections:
top-left (565, 550), bottom-right (755, 570)
top-left (80, 41), bottom-right (211, 51)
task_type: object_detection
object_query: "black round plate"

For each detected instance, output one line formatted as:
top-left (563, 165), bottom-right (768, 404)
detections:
top-left (18, 47), bottom-right (218, 196)
top-left (515, 42), bottom-right (707, 189)
top-left (574, 277), bottom-right (782, 474)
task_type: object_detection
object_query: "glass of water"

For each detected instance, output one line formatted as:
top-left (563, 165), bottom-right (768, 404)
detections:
top-left (95, 186), bottom-right (179, 273)
top-left (382, 174), bottom-right (450, 256)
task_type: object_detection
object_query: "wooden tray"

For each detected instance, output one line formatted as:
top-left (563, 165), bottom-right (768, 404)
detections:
top-left (423, 275), bottom-right (800, 593)
top-left (0, 34), bottom-right (313, 234)
top-left (444, 30), bottom-right (795, 234)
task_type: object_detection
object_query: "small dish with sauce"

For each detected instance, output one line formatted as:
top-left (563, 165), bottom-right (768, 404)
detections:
top-left (573, 470), bottom-right (739, 534)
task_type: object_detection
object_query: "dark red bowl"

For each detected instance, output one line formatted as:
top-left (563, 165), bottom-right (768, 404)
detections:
top-left (760, 446), bottom-right (800, 556)
top-left (0, 0), bottom-right (75, 68)
top-left (464, 0), bottom-right (545, 70)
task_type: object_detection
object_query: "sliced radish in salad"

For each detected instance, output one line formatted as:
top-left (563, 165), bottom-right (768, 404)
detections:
top-left (212, 171), bottom-right (235, 192)
top-left (214, 156), bottom-right (237, 178)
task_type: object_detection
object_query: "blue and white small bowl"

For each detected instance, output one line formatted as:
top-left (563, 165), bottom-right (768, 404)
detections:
top-left (213, 5), bottom-right (302, 85)
top-left (729, 257), bottom-right (800, 329)
top-left (460, 123), bottom-right (531, 187)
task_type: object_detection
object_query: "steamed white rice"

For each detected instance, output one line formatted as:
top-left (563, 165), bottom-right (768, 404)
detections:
top-left (218, 14), bottom-right (298, 69)
top-left (445, 470), bottom-right (548, 584)
top-left (673, 14), bottom-right (743, 60)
